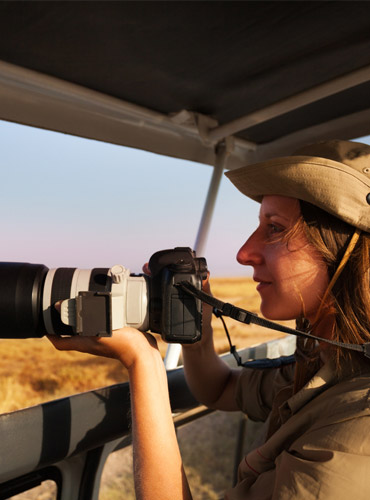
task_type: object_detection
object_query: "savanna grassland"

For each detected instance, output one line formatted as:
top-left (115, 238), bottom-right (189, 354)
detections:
top-left (0, 277), bottom-right (287, 414)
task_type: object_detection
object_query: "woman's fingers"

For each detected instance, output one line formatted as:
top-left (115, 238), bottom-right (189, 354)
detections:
top-left (142, 262), bottom-right (151, 276)
top-left (47, 327), bottom-right (159, 369)
top-left (202, 271), bottom-right (211, 293)
top-left (54, 300), bottom-right (62, 313)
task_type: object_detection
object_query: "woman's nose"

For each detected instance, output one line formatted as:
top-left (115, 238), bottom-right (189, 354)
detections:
top-left (236, 231), bottom-right (263, 266)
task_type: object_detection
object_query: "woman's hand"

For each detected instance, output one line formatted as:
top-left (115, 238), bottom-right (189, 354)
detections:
top-left (202, 272), bottom-right (213, 329)
top-left (182, 271), bottom-right (214, 351)
top-left (48, 326), bottom-right (160, 371)
top-left (48, 299), bottom-right (160, 370)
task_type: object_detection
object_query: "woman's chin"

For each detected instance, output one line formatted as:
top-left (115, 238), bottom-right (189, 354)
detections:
top-left (260, 302), bottom-right (297, 322)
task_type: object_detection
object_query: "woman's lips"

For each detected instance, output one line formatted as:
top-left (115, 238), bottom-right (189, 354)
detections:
top-left (255, 279), bottom-right (272, 292)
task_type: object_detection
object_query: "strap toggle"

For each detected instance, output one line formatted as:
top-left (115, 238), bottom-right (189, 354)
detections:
top-left (218, 303), bottom-right (254, 323)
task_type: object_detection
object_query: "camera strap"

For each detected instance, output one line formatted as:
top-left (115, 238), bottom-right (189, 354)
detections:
top-left (176, 281), bottom-right (370, 361)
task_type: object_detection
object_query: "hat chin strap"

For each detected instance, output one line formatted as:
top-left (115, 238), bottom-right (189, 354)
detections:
top-left (313, 228), bottom-right (361, 324)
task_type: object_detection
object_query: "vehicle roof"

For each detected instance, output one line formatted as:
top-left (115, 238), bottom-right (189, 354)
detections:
top-left (1, 1), bottom-right (370, 168)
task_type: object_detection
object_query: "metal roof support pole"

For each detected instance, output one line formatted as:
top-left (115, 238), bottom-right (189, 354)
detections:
top-left (164, 139), bottom-right (233, 370)
top-left (194, 139), bottom-right (232, 255)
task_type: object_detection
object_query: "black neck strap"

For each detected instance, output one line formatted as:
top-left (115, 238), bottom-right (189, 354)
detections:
top-left (176, 281), bottom-right (370, 359)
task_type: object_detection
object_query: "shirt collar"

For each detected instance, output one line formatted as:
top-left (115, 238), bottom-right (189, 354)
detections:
top-left (277, 363), bottom-right (336, 423)
top-left (287, 362), bottom-right (336, 415)
top-left (277, 357), bottom-right (370, 423)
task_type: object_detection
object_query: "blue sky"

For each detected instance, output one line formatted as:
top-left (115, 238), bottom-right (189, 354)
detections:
top-left (0, 119), bottom-right (259, 276)
top-left (1, 120), bottom-right (369, 277)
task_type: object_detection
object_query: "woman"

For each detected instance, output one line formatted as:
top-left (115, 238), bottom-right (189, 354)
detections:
top-left (50, 139), bottom-right (370, 499)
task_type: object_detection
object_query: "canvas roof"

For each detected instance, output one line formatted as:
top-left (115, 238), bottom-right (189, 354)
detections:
top-left (1, 1), bottom-right (370, 169)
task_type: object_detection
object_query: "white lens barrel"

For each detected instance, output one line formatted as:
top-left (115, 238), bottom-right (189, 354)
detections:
top-left (125, 277), bottom-right (149, 330)
top-left (43, 266), bottom-right (149, 335)
top-left (110, 267), bottom-right (149, 331)
top-left (43, 268), bottom-right (110, 335)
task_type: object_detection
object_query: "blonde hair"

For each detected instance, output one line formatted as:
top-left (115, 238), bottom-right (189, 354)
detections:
top-left (298, 201), bottom-right (370, 370)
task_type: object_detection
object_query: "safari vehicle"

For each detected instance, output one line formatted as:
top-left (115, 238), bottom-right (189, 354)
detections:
top-left (1, 2), bottom-right (370, 499)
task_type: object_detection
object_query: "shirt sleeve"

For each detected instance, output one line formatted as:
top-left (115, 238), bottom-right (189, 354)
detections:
top-left (235, 364), bottom-right (295, 422)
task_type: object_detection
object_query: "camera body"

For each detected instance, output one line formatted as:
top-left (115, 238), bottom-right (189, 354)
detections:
top-left (0, 248), bottom-right (207, 344)
top-left (148, 247), bottom-right (207, 343)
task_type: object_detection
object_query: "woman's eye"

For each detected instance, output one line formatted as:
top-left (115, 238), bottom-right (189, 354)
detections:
top-left (268, 223), bottom-right (283, 234)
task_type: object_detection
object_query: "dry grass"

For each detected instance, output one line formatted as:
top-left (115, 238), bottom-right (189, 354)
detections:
top-left (0, 338), bottom-right (128, 413)
top-left (0, 277), bottom-right (287, 413)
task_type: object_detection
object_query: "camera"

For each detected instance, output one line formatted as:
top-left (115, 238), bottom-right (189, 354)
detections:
top-left (0, 247), bottom-right (208, 344)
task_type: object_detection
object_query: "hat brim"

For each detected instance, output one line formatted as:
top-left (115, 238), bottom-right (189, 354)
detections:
top-left (225, 155), bottom-right (370, 232)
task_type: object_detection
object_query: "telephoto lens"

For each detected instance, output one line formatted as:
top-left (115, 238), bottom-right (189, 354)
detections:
top-left (0, 263), bottom-right (149, 338)
top-left (0, 248), bottom-right (207, 341)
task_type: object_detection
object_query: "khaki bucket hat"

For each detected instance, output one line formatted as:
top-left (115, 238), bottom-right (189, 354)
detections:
top-left (226, 139), bottom-right (370, 232)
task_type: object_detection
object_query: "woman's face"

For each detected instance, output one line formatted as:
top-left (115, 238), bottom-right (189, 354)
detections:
top-left (237, 195), bottom-right (329, 322)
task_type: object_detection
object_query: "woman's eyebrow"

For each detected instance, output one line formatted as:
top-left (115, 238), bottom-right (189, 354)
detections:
top-left (262, 211), bottom-right (290, 222)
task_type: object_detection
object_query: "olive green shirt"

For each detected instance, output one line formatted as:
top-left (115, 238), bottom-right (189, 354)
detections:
top-left (225, 361), bottom-right (370, 499)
